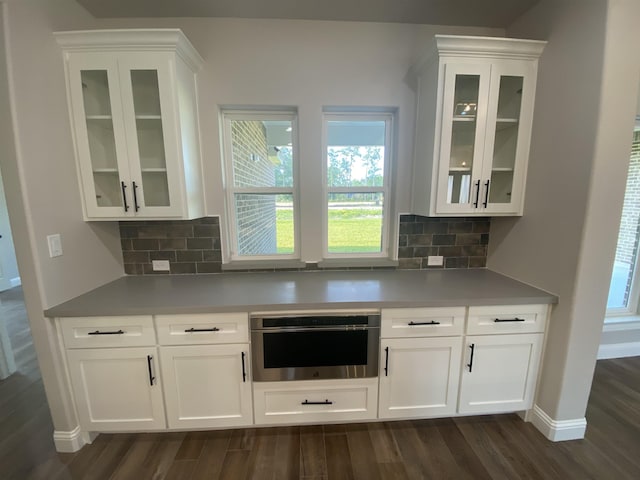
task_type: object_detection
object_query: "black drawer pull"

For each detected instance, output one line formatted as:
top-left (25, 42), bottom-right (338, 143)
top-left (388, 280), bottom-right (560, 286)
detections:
top-left (184, 327), bottom-right (220, 333)
top-left (301, 399), bottom-right (333, 405)
top-left (241, 352), bottom-right (247, 382)
top-left (88, 329), bottom-right (125, 335)
top-left (384, 346), bottom-right (389, 376)
top-left (494, 318), bottom-right (525, 323)
top-left (147, 355), bottom-right (155, 386)
top-left (467, 343), bottom-right (475, 372)
top-left (408, 321), bottom-right (441, 326)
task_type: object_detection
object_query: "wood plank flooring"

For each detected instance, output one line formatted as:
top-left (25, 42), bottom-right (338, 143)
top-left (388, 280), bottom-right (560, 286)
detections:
top-left (0, 286), bottom-right (639, 479)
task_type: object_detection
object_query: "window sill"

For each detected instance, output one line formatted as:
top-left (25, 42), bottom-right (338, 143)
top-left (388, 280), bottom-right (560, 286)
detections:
top-left (221, 260), bottom-right (307, 271)
top-left (317, 258), bottom-right (399, 269)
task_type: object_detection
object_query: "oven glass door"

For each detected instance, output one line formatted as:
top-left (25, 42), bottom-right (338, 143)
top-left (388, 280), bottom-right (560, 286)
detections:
top-left (252, 328), bottom-right (379, 381)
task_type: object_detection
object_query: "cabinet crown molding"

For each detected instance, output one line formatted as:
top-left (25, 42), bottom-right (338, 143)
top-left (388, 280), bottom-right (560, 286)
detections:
top-left (54, 29), bottom-right (204, 72)
top-left (413, 35), bottom-right (547, 75)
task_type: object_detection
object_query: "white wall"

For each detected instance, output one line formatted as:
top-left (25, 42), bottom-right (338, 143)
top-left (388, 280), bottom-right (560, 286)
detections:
top-left (100, 17), bottom-right (502, 259)
top-left (490, 0), bottom-right (640, 424)
top-left (0, 0), bottom-right (123, 435)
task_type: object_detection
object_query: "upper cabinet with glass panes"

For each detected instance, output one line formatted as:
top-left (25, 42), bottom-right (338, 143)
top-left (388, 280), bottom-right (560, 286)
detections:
top-left (55, 29), bottom-right (205, 220)
top-left (411, 35), bottom-right (546, 216)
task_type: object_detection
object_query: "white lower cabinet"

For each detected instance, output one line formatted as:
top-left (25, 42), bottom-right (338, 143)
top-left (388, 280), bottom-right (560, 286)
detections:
top-left (253, 378), bottom-right (378, 425)
top-left (66, 347), bottom-right (166, 431)
top-left (159, 344), bottom-right (253, 429)
top-left (378, 337), bottom-right (462, 419)
top-left (458, 333), bottom-right (543, 414)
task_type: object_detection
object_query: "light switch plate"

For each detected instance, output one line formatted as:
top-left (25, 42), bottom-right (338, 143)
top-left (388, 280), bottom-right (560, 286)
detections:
top-left (152, 260), bottom-right (171, 272)
top-left (427, 255), bottom-right (444, 266)
top-left (47, 234), bottom-right (63, 258)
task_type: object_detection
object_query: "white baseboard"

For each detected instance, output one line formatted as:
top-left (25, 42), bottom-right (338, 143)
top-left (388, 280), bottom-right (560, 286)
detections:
top-left (9, 276), bottom-right (20, 288)
top-left (531, 405), bottom-right (586, 441)
top-left (53, 426), bottom-right (87, 453)
top-left (597, 341), bottom-right (640, 359)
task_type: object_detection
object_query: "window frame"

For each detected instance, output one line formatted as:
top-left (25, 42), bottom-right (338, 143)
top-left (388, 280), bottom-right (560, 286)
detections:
top-left (221, 109), bottom-right (300, 262)
top-left (321, 112), bottom-right (394, 260)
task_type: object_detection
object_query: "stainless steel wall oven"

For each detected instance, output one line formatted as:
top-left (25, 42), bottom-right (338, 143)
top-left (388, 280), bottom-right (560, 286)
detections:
top-left (251, 312), bottom-right (380, 381)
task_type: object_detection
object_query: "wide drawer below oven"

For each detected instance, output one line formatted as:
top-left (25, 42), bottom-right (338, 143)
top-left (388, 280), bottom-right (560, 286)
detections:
top-left (253, 378), bottom-right (378, 425)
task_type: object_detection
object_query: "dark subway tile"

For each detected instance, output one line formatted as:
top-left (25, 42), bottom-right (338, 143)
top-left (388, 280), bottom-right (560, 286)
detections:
top-left (432, 234), bottom-right (456, 246)
top-left (422, 222), bottom-right (449, 234)
top-left (407, 234), bottom-right (433, 246)
top-left (197, 262), bottom-right (223, 274)
top-left (187, 238), bottom-right (214, 250)
top-left (150, 250), bottom-right (177, 262)
top-left (413, 247), bottom-right (439, 258)
top-left (119, 226), bottom-right (138, 239)
top-left (469, 256), bottom-right (487, 268)
top-left (124, 263), bottom-right (144, 275)
top-left (399, 223), bottom-right (423, 235)
top-left (438, 246), bottom-right (462, 257)
top-left (398, 247), bottom-right (414, 259)
top-left (399, 214), bottom-right (416, 223)
top-left (203, 250), bottom-right (222, 262)
top-left (445, 257), bottom-right (470, 269)
top-left (455, 234), bottom-right (482, 245)
top-left (121, 239), bottom-right (132, 251)
top-left (132, 239), bottom-right (159, 251)
top-left (134, 226), bottom-right (170, 239)
top-left (448, 222), bottom-right (473, 234)
top-left (481, 234), bottom-right (490, 245)
top-left (159, 238), bottom-right (187, 250)
top-left (472, 221), bottom-right (491, 233)
top-left (164, 225), bottom-right (195, 239)
top-left (177, 250), bottom-right (204, 262)
top-left (194, 225), bottom-right (218, 238)
top-left (461, 245), bottom-right (487, 257)
top-left (398, 235), bottom-right (408, 247)
top-left (123, 251), bottom-right (150, 263)
top-left (397, 258), bottom-right (422, 270)
top-left (171, 263), bottom-right (197, 274)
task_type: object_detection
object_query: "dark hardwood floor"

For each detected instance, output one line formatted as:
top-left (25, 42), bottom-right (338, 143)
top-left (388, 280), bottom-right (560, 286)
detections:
top-left (0, 286), bottom-right (638, 479)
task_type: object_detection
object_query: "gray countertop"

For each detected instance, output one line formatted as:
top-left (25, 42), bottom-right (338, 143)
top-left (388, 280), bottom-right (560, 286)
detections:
top-left (44, 269), bottom-right (557, 318)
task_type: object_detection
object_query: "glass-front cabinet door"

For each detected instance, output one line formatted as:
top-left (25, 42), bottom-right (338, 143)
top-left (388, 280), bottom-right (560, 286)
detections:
top-left (480, 62), bottom-right (536, 214)
top-left (68, 56), bottom-right (132, 218)
top-left (118, 54), bottom-right (181, 218)
top-left (435, 64), bottom-right (491, 215)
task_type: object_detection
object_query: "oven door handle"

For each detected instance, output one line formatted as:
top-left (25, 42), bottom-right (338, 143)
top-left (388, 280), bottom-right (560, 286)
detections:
top-left (301, 399), bottom-right (333, 405)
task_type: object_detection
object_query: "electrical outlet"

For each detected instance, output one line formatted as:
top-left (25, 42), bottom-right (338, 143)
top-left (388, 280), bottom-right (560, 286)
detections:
top-left (427, 255), bottom-right (444, 266)
top-left (47, 234), bottom-right (63, 258)
top-left (152, 260), bottom-right (171, 272)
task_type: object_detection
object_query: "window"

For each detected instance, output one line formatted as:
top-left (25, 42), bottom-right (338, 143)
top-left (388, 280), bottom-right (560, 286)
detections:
top-left (221, 111), bottom-right (298, 260)
top-left (323, 113), bottom-right (392, 258)
top-left (607, 129), bottom-right (640, 315)
top-left (221, 108), bottom-right (396, 266)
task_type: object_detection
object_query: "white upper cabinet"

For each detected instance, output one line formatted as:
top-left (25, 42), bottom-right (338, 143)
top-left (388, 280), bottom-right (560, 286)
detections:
top-left (55, 29), bottom-right (205, 220)
top-left (411, 35), bottom-right (546, 216)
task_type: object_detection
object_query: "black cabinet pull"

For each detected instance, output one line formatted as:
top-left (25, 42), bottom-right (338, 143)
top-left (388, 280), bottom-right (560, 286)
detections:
top-left (147, 355), bottom-right (155, 386)
top-left (121, 181), bottom-right (129, 212)
top-left (241, 352), bottom-right (247, 382)
top-left (301, 399), bottom-right (333, 405)
top-left (184, 327), bottom-right (220, 333)
top-left (473, 179), bottom-right (481, 208)
top-left (408, 321), bottom-right (441, 326)
top-left (384, 346), bottom-right (389, 376)
top-left (467, 343), bottom-right (475, 372)
top-left (88, 329), bottom-right (124, 335)
top-left (483, 179), bottom-right (490, 208)
top-left (132, 181), bottom-right (140, 212)
top-left (494, 317), bottom-right (526, 323)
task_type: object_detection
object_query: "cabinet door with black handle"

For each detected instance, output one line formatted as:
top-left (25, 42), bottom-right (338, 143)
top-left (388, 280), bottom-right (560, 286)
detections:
top-left (66, 347), bottom-right (166, 431)
top-left (378, 337), bottom-right (462, 419)
top-left (159, 344), bottom-right (253, 429)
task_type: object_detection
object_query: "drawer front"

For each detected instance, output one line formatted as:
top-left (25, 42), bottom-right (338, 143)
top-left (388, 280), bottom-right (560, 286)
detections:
top-left (155, 313), bottom-right (249, 345)
top-left (467, 304), bottom-right (548, 335)
top-left (381, 307), bottom-right (465, 338)
top-left (253, 378), bottom-right (378, 425)
top-left (59, 316), bottom-right (155, 348)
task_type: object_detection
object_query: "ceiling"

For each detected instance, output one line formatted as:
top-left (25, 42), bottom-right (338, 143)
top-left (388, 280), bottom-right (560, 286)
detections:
top-left (75, 0), bottom-right (540, 28)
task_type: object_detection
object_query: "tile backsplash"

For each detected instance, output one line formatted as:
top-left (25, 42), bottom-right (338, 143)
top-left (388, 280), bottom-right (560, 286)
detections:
top-left (120, 215), bottom-right (489, 274)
